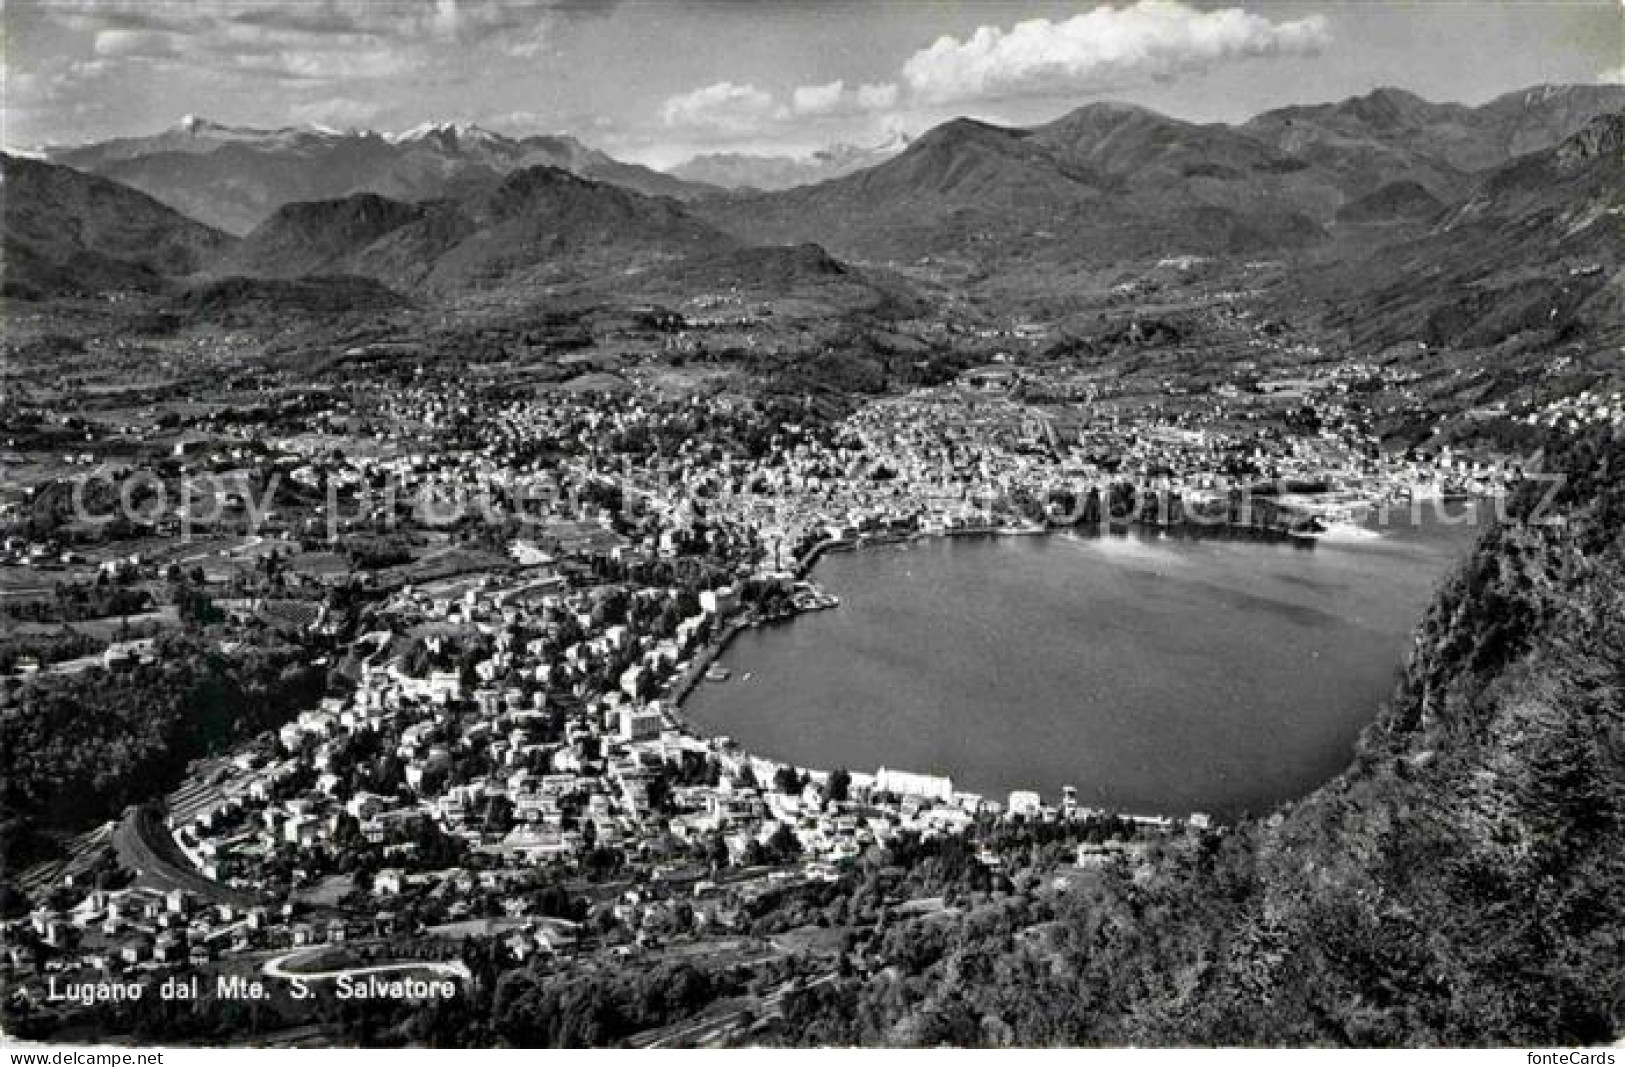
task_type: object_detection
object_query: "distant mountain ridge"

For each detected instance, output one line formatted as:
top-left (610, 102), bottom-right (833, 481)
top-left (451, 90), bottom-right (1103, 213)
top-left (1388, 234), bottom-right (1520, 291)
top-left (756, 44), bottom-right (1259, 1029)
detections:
top-left (693, 84), bottom-right (1624, 265)
top-left (669, 136), bottom-right (910, 191)
top-left (0, 152), bottom-right (233, 297)
top-left (34, 81), bottom-right (1621, 259)
top-left (46, 117), bottom-right (718, 235)
top-left (1300, 110), bottom-right (1625, 353)
top-left (219, 164), bottom-right (734, 296)
top-left (659, 83), bottom-right (1625, 200)
top-left (692, 103), bottom-right (1334, 263)
top-left (1242, 83), bottom-right (1625, 199)
top-left (15, 82), bottom-right (1620, 324)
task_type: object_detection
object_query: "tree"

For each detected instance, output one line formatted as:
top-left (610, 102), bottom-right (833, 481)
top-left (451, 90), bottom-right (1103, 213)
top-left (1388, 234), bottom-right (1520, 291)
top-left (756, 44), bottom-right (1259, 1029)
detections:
top-left (767, 823), bottom-right (801, 861)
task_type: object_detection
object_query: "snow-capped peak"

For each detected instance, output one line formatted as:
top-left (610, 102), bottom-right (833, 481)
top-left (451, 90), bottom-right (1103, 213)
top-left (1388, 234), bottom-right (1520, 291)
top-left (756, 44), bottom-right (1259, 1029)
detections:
top-left (387, 121), bottom-right (508, 146)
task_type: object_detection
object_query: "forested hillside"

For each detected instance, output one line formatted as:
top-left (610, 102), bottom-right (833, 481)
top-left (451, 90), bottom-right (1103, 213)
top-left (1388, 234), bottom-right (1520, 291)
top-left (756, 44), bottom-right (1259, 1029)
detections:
top-left (0, 634), bottom-right (326, 897)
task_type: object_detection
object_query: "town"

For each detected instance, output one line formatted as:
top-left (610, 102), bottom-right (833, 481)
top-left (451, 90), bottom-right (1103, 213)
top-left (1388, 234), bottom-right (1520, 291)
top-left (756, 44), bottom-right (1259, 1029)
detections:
top-left (3, 298), bottom-right (1575, 1045)
top-left (3, 261), bottom-right (1612, 1045)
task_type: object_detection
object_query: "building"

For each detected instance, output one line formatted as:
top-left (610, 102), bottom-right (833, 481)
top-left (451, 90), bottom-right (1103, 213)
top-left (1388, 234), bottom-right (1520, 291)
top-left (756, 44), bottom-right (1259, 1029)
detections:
top-left (619, 705), bottom-right (663, 744)
top-left (1007, 790), bottom-right (1042, 817)
top-left (698, 586), bottom-right (740, 616)
top-left (875, 767), bottom-right (954, 804)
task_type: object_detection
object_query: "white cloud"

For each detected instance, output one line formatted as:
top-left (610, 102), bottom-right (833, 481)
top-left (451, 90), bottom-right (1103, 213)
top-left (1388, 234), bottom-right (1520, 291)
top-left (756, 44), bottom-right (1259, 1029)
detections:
top-left (93, 29), bottom-right (184, 59)
top-left (900, 1), bottom-right (1330, 105)
top-left (856, 82), bottom-right (900, 111)
top-left (486, 109), bottom-right (547, 132)
top-left (793, 80), bottom-right (846, 116)
top-left (39, 0), bottom-right (574, 82)
top-left (647, 1), bottom-right (1329, 152)
top-left (286, 96), bottom-right (386, 130)
top-left (48, 1), bottom-right (567, 47)
top-left (660, 81), bottom-right (783, 133)
top-left (791, 79), bottom-right (902, 117)
top-left (1600, 64), bottom-right (1625, 85)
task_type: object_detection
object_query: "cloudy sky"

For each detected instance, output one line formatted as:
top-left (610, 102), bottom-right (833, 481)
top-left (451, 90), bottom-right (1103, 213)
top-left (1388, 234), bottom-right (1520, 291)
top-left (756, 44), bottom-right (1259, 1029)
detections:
top-left (3, 1), bottom-right (1620, 167)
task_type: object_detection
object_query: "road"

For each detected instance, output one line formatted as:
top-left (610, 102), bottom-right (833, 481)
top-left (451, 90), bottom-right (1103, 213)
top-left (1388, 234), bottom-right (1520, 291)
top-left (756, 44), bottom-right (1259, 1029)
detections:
top-left (262, 949), bottom-right (472, 983)
top-left (111, 806), bottom-right (259, 906)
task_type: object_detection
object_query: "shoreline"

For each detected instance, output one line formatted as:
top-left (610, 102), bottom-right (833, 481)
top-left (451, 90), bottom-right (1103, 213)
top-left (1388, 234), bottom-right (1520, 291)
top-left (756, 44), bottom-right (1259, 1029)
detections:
top-left (667, 502), bottom-right (1479, 821)
top-left (667, 522), bottom-right (1237, 822)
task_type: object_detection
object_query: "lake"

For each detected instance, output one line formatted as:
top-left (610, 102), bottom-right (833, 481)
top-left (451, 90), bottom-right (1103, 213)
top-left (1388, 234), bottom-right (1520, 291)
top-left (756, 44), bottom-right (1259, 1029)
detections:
top-left (683, 508), bottom-right (1484, 817)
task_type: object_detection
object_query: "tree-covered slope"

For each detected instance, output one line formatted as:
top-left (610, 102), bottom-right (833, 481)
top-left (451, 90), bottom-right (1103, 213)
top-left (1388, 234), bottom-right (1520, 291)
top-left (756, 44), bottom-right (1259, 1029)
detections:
top-left (1, 153), bottom-right (234, 297)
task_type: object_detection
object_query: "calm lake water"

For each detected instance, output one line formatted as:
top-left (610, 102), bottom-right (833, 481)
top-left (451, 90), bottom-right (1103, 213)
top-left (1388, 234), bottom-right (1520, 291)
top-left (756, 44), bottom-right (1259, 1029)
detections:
top-left (684, 509), bottom-right (1484, 817)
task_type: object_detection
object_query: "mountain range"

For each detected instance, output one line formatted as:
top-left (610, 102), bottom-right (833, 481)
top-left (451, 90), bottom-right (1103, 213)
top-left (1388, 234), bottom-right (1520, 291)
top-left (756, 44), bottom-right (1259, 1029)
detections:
top-left (1304, 109), bottom-right (1625, 355)
top-left (40, 83), bottom-right (1621, 247)
top-left (668, 136), bottom-right (911, 192)
top-left (694, 85), bottom-right (1625, 264)
top-left (1241, 83), bottom-right (1625, 198)
top-left (0, 153), bottom-right (232, 298)
top-left (5, 83), bottom-right (1620, 343)
top-left (44, 116), bottom-right (715, 235)
top-left (219, 164), bottom-right (733, 296)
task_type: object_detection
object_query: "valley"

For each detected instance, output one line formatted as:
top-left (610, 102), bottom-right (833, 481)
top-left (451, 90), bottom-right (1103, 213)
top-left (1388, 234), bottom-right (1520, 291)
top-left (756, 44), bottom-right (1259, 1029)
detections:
top-left (0, 77), bottom-right (1622, 1049)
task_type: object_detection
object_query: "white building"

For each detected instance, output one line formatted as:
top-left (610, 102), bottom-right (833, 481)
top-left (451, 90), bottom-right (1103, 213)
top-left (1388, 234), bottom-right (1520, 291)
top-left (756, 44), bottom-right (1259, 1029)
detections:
top-left (875, 767), bottom-right (954, 804)
top-left (1007, 790), bottom-right (1042, 817)
top-left (619, 705), bottom-right (663, 744)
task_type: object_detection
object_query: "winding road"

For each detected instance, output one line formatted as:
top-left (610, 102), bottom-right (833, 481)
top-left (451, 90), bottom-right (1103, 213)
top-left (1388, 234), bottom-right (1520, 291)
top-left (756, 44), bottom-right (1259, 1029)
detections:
top-left (111, 806), bottom-right (259, 906)
top-left (262, 949), bottom-right (472, 983)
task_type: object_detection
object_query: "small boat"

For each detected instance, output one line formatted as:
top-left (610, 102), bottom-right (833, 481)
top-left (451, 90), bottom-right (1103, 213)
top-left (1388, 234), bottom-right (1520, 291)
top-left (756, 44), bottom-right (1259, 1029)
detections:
top-left (742, 672), bottom-right (753, 682)
top-left (705, 664), bottom-right (731, 682)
